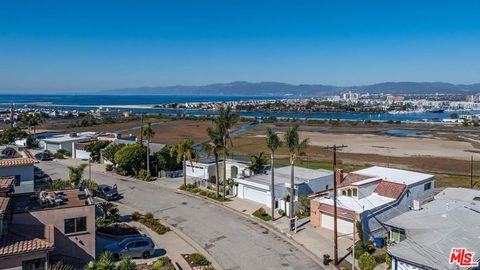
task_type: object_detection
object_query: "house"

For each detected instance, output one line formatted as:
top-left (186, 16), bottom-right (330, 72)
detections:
top-left (9, 187), bottom-right (96, 268)
top-left (310, 166), bottom-right (435, 240)
top-left (185, 157), bottom-right (251, 181)
top-left (236, 166), bottom-right (333, 214)
top-left (385, 188), bottom-right (480, 270)
top-left (40, 132), bottom-right (97, 153)
top-left (0, 146), bottom-right (37, 194)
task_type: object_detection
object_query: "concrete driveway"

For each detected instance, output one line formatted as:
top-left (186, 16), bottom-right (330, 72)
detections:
top-left (37, 159), bottom-right (322, 270)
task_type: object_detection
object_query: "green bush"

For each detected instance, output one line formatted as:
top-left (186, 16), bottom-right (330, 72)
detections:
top-left (139, 169), bottom-right (152, 181)
top-left (199, 190), bottom-right (208, 196)
top-left (354, 241), bottom-right (375, 259)
top-left (189, 253), bottom-right (210, 266)
top-left (144, 212), bottom-right (154, 222)
top-left (154, 224), bottom-right (170, 235)
top-left (57, 149), bottom-right (71, 157)
top-left (278, 209), bottom-right (285, 216)
top-left (105, 164), bottom-right (114, 171)
top-left (385, 254), bottom-right (392, 268)
top-left (359, 252), bottom-right (377, 270)
top-left (374, 254), bottom-right (387, 264)
top-left (131, 211), bottom-right (142, 221)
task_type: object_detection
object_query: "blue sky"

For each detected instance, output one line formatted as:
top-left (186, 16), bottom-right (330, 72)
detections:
top-left (1, 0), bottom-right (480, 92)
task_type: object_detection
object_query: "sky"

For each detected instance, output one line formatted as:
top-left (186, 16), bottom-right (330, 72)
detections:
top-left (1, 0), bottom-right (480, 92)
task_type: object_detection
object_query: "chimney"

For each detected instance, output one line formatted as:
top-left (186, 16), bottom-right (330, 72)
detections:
top-left (335, 169), bottom-right (344, 186)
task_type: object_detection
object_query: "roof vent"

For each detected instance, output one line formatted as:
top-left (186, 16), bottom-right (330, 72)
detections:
top-left (69, 132), bottom-right (78, 138)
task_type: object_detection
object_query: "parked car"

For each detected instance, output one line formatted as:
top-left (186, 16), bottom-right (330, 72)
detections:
top-left (95, 184), bottom-right (119, 201)
top-left (35, 152), bottom-right (53, 161)
top-left (103, 236), bottom-right (155, 260)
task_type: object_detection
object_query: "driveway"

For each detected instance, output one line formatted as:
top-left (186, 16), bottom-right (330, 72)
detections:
top-left (38, 159), bottom-right (321, 270)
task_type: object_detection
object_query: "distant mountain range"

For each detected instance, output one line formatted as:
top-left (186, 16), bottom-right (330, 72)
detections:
top-left (98, 81), bottom-right (480, 96)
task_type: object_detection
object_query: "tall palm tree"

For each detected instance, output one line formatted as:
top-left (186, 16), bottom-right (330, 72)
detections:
top-left (202, 127), bottom-right (223, 198)
top-left (30, 113), bottom-right (44, 135)
top-left (248, 152), bottom-right (268, 174)
top-left (284, 125), bottom-right (309, 218)
top-left (142, 122), bottom-right (155, 173)
top-left (215, 106), bottom-right (239, 199)
top-left (266, 128), bottom-right (282, 219)
top-left (170, 139), bottom-right (200, 187)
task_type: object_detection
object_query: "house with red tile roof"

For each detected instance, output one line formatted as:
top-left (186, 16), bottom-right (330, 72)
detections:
top-left (0, 146), bottom-right (37, 194)
top-left (0, 178), bottom-right (96, 269)
top-left (310, 166), bottom-right (435, 241)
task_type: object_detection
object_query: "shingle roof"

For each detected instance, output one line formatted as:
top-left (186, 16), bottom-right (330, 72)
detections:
top-left (374, 180), bottom-right (406, 199)
top-left (317, 203), bottom-right (356, 220)
top-left (0, 225), bottom-right (54, 257)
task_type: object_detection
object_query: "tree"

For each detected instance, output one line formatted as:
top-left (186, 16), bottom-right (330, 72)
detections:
top-left (114, 144), bottom-right (146, 176)
top-left (248, 152), bottom-right (268, 174)
top-left (358, 252), bottom-right (376, 270)
top-left (97, 201), bottom-right (120, 224)
top-left (214, 106), bottom-right (239, 200)
top-left (68, 164), bottom-right (87, 186)
top-left (0, 127), bottom-right (28, 145)
top-left (284, 125), bottom-right (309, 218)
top-left (202, 127), bottom-right (224, 198)
top-left (117, 256), bottom-right (136, 270)
top-left (102, 143), bottom-right (125, 165)
top-left (85, 141), bottom-right (111, 162)
top-left (170, 139), bottom-right (200, 187)
top-left (96, 252), bottom-right (116, 270)
top-left (266, 128), bottom-right (282, 219)
top-left (143, 122), bottom-right (155, 173)
top-left (451, 113), bottom-right (459, 119)
top-left (155, 146), bottom-right (182, 171)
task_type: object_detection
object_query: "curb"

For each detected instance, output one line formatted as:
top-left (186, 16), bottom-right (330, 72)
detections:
top-left (110, 199), bottom-right (223, 270)
top-left (174, 188), bottom-right (329, 269)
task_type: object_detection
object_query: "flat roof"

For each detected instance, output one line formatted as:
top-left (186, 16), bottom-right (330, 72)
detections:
top-left (352, 166), bottom-right (434, 186)
top-left (386, 188), bottom-right (480, 268)
top-left (239, 166), bottom-right (332, 186)
top-left (12, 189), bottom-right (92, 213)
top-left (315, 193), bottom-right (395, 214)
top-left (42, 132), bottom-right (97, 143)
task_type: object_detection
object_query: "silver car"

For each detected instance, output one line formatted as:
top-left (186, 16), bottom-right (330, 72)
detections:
top-left (104, 236), bottom-right (155, 260)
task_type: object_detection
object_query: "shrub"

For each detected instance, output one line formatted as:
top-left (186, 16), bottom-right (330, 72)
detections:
top-left (144, 212), bottom-right (154, 222)
top-left (139, 169), bottom-right (152, 181)
top-left (358, 252), bottom-right (377, 270)
top-left (374, 254), bottom-right (387, 264)
top-left (385, 254), bottom-right (392, 269)
top-left (354, 241), bottom-right (375, 259)
top-left (154, 224), bottom-right (170, 235)
top-left (189, 253), bottom-right (210, 266)
top-left (199, 190), bottom-right (208, 196)
top-left (57, 149), bottom-right (71, 157)
top-left (105, 164), bottom-right (114, 172)
top-left (131, 211), bottom-right (142, 221)
top-left (278, 209), bottom-right (285, 216)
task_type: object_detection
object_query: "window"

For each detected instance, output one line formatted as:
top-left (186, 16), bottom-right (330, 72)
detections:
top-left (135, 241), bottom-right (150, 247)
top-left (125, 242), bottom-right (135, 249)
top-left (64, 217), bottom-right (87, 234)
top-left (424, 182), bottom-right (432, 191)
top-left (390, 228), bottom-right (406, 243)
top-left (325, 185), bottom-right (329, 190)
top-left (22, 258), bottom-right (45, 270)
top-left (352, 188), bottom-right (358, 197)
top-left (341, 190), bottom-right (347, 196)
top-left (347, 189), bottom-right (352, 197)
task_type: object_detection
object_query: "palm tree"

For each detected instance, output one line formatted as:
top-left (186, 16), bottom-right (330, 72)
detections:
top-left (170, 139), bottom-right (200, 187)
top-left (248, 152), bottom-right (268, 174)
top-left (214, 106), bottom-right (239, 199)
top-left (68, 164), bottom-right (87, 186)
top-left (30, 113), bottom-right (44, 135)
top-left (142, 122), bottom-right (155, 173)
top-left (202, 127), bottom-right (223, 198)
top-left (283, 125), bottom-right (309, 218)
top-left (266, 128), bottom-right (282, 219)
top-left (97, 201), bottom-right (120, 223)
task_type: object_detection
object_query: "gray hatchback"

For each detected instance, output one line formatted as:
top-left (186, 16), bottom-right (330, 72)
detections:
top-left (103, 236), bottom-right (155, 260)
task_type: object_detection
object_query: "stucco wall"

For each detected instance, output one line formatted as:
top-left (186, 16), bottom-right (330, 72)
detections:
top-left (0, 164), bottom-right (34, 193)
top-left (0, 251), bottom-right (48, 270)
top-left (12, 204), bottom-right (95, 266)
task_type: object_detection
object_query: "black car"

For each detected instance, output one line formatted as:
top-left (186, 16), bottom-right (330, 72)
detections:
top-left (95, 184), bottom-right (119, 201)
top-left (35, 152), bottom-right (53, 161)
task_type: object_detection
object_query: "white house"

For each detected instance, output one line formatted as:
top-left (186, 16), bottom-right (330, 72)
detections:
top-left (385, 188), bottom-right (480, 270)
top-left (185, 157), bottom-right (251, 181)
top-left (40, 132), bottom-right (97, 153)
top-left (0, 146), bottom-right (37, 193)
top-left (236, 166), bottom-right (333, 213)
top-left (311, 166), bottom-right (435, 240)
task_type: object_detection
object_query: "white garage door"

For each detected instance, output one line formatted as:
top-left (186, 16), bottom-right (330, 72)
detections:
top-left (186, 166), bottom-right (206, 179)
top-left (321, 214), bottom-right (353, 235)
top-left (239, 184), bottom-right (269, 207)
top-left (46, 143), bottom-right (60, 151)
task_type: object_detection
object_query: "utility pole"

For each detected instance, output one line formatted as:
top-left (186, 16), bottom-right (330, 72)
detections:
top-left (352, 217), bottom-right (356, 270)
top-left (324, 144), bottom-right (348, 265)
top-left (88, 158), bottom-right (91, 181)
top-left (140, 112), bottom-right (145, 146)
top-left (471, 155), bottom-right (474, 188)
top-left (10, 104), bottom-right (14, 128)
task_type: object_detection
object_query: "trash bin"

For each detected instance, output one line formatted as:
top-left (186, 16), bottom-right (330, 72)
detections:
top-left (323, 254), bottom-right (330, 266)
top-left (374, 237), bottom-right (384, 248)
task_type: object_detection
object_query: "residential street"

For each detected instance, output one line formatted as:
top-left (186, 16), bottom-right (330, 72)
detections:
top-left (38, 159), bottom-right (322, 270)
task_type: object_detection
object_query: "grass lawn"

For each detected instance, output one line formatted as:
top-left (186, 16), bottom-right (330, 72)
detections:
top-left (252, 210), bottom-right (272, 221)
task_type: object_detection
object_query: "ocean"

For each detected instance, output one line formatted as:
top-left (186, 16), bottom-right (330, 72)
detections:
top-left (0, 94), bottom-right (471, 121)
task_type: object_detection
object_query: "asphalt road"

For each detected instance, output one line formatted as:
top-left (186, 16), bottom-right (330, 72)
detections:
top-left (38, 160), bottom-right (321, 270)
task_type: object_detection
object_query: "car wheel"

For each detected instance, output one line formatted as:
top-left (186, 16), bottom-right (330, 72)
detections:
top-left (142, 251), bottom-right (150, 259)
top-left (113, 253), bottom-right (120, 261)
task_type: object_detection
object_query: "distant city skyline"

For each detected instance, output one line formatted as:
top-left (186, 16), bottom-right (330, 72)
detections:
top-left (1, 1), bottom-right (480, 92)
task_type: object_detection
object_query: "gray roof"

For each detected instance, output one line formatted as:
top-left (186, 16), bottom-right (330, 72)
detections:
top-left (386, 188), bottom-right (480, 269)
top-left (240, 166), bottom-right (332, 186)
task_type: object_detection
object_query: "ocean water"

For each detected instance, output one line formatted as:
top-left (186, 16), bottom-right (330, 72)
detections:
top-left (0, 94), bottom-right (473, 121)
